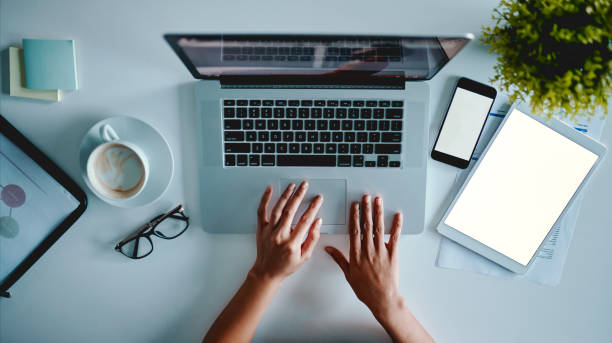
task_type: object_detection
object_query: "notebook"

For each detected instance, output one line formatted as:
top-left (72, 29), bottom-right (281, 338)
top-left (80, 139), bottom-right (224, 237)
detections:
top-left (23, 39), bottom-right (78, 90)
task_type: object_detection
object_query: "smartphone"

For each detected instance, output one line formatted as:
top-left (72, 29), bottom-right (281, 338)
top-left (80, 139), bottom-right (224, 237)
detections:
top-left (431, 77), bottom-right (497, 169)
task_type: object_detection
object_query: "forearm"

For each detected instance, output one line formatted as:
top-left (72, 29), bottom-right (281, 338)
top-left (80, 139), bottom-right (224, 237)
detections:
top-left (372, 297), bottom-right (435, 343)
top-left (203, 270), bottom-right (282, 343)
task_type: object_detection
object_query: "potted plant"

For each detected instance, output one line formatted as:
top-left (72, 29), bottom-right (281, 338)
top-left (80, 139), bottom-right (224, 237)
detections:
top-left (481, 0), bottom-right (611, 120)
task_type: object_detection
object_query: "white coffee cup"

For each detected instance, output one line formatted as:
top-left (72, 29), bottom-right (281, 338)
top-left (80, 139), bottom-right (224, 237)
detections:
top-left (86, 124), bottom-right (149, 200)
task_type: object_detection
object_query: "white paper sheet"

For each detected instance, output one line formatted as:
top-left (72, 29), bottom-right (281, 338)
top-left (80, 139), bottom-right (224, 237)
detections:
top-left (435, 98), bottom-right (607, 286)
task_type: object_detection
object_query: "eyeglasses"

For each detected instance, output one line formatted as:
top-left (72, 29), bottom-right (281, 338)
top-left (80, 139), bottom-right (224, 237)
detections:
top-left (115, 205), bottom-right (190, 259)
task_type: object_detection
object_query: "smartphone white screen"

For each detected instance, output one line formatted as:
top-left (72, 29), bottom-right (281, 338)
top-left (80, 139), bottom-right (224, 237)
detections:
top-left (434, 87), bottom-right (494, 160)
top-left (444, 109), bottom-right (598, 265)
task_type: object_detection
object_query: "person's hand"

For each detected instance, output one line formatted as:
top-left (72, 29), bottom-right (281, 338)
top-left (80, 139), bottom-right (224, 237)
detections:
top-left (325, 195), bottom-right (403, 317)
top-left (250, 181), bottom-right (323, 283)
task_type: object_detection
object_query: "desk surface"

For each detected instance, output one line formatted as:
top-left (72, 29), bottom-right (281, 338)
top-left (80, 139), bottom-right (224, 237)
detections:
top-left (1, 0), bottom-right (611, 342)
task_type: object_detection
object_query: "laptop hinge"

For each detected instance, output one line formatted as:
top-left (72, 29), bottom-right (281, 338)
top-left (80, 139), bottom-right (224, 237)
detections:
top-left (219, 75), bottom-right (405, 89)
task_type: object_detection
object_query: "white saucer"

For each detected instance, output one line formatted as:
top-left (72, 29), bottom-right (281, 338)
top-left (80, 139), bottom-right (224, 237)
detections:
top-left (79, 116), bottom-right (174, 208)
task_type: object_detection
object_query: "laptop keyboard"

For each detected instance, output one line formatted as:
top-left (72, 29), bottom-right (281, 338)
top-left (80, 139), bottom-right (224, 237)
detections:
top-left (223, 99), bottom-right (403, 168)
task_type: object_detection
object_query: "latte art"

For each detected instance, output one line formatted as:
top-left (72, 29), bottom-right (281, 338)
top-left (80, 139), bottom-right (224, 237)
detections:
top-left (92, 144), bottom-right (145, 199)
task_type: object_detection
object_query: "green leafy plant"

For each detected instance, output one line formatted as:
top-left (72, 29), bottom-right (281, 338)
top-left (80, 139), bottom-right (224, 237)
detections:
top-left (482, 0), bottom-right (611, 120)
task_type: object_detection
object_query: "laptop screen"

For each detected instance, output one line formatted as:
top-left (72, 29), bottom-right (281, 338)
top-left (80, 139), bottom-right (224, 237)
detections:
top-left (165, 34), bottom-right (472, 81)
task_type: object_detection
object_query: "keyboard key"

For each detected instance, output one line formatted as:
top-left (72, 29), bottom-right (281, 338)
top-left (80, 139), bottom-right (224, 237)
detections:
top-left (389, 161), bottom-right (401, 167)
top-left (332, 132), bottom-right (343, 142)
top-left (353, 100), bottom-right (364, 107)
top-left (357, 132), bottom-right (368, 142)
top-left (369, 132), bottom-right (380, 142)
top-left (289, 100), bottom-right (300, 106)
top-left (249, 100), bottom-right (261, 106)
top-left (375, 144), bottom-right (401, 154)
top-left (224, 120), bottom-right (241, 130)
top-left (392, 100), bottom-right (403, 107)
top-left (261, 108), bottom-right (272, 118)
top-left (301, 100), bottom-right (313, 106)
top-left (243, 120), bottom-right (254, 130)
top-left (237, 100), bottom-right (248, 106)
top-left (342, 120), bottom-right (353, 130)
top-left (258, 131), bottom-right (269, 141)
top-left (348, 108), bottom-right (359, 118)
top-left (265, 143), bottom-right (275, 153)
top-left (271, 131), bottom-right (281, 141)
top-left (336, 108), bottom-right (347, 118)
top-left (364, 144), bottom-right (374, 154)
top-left (299, 108), bottom-right (310, 118)
top-left (224, 108), bottom-right (235, 118)
top-left (379, 100), bottom-right (390, 107)
top-left (277, 143), bottom-right (287, 153)
top-left (280, 120), bottom-right (291, 130)
top-left (317, 120), bottom-right (328, 130)
top-left (277, 155), bottom-right (335, 167)
top-left (354, 120), bottom-right (365, 130)
top-left (379, 121), bottom-right (390, 131)
top-left (350, 144), bottom-right (361, 154)
top-left (324, 108), bottom-right (334, 118)
top-left (292, 120), bottom-right (303, 130)
top-left (249, 154), bottom-right (260, 166)
top-left (246, 131), bottom-right (257, 141)
top-left (296, 132), bottom-right (306, 142)
top-left (338, 155), bottom-right (351, 167)
top-left (262, 155), bottom-right (275, 166)
top-left (366, 120), bottom-right (377, 131)
top-left (267, 120), bottom-right (279, 130)
top-left (320, 132), bottom-right (331, 142)
top-left (360, 108), bottom-right (372, 118)
top-left (274, 108), bottom-right (285, 118)
top-left (255, 120), bottom-right (266, 130)
top-left (345, 132), bottom-right (355, 142)
top-left (224, 100), bottom-right (235, 106)
top-left (224, 131), bottom-right (244, 141)
top-left (225, 143), bottom-right (250, 153)
top-left (353, 155), bottom-right (364, 167)
top-left (225, 154), bottom-right (235, 166)
top-left (382, 132), bottom-right (402, 142)
top-left (377, 155), bottom-right (389, 167)
top-left (252, 143), bottom-right (263, 153)
top-left (263, 100), bottom-right (274, 106)
top-left (289, 143), bottom-right (300, 153)
top-left (338, 144), bottom-right (349, 154)
top-left (237, 154), bottom-right (248, 166)
top-left (314, 143), bottom-right (324, 153)
top-left (307, 132), bottom-right (318, 142)
top-left (366, 100), bottom-right (377, 107)
top-left (315, 100), bottom-right (326, 106)
top-left (330, 120), bottom-right (340, 130)
top-left (301, 143), bottom-right (312, 153)
top-left (373, 109), bottom-right (385, 119)
top-left (236, 108), bottom-right (248, 118)
top-left (275, 100), bottom-right (287, 106)
top-left (283, 132), bottom-right (294, 141)
top-left (327, 100), bottom-right (338, 107)
top-left (340, 100), bottom-right (351, 107)
top-left (326, 143), bottom-right (337, 154)
top-left (286, 108), bottom-right (297, 118)
top-left (311, 108), bottom-right (322, 118)
top-left (385, 108), bottom-right (403, 119)
top-left (365, 161), bottom-right (376, 167)
top-left (305, 120), bottom-right (316, 130)
top-left (391, 121), bottom-right (402, 131)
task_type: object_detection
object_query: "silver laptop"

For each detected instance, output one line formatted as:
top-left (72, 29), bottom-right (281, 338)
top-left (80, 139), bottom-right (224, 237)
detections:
top-left (165, 34), bottom-right (472, 234)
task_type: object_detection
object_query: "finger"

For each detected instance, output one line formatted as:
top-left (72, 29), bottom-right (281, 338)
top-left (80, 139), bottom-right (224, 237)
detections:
top-left (324, 246), bottom-right (349, 278)
top-left (276, 181), bottom-right (309, 238)
top-left (387, 212), bottom-right (403, 257)
top-left (270, 183), bottom-right (296, 226)
top-left (301, 218), bottom-right (322, 260)
top-left (362, 194), bottom-right (374, 255)
top-left (372, 196), bottom-right (384, 251)
top-left (349, 201), bottom-right (361, 260)
top-left (257, 186), bottom-right (272, 233)
top-left (291, 194), bottom-right (323, 244)
top-left (373, 197), bottom-right (385, 252)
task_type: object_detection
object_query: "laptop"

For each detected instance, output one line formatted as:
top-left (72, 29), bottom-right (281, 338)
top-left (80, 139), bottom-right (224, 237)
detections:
top-left (165, 34), bottom-right (472, 234)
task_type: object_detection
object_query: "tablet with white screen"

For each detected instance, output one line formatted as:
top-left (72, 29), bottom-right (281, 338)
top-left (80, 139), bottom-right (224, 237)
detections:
top-left (437, 103), bottom-right (606, 274)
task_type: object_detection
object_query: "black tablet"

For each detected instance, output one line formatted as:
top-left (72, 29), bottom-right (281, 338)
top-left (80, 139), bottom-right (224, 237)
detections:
top-left (0, 115), bottom-right (87, 297)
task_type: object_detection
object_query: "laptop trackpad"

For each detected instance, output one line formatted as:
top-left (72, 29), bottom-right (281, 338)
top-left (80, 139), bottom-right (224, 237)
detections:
top-left (280, 178), bottom-right (346, 226)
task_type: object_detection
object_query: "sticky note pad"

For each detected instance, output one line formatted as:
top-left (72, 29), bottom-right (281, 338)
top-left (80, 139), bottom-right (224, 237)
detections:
top-left (23, 39), bottom-right (78, 90)
top-left (9, 47), bottom-right (61, 101)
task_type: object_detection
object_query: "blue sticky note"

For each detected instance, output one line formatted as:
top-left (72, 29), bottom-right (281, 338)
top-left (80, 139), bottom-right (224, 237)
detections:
top-left (23, 39), bottom-right (78, 90)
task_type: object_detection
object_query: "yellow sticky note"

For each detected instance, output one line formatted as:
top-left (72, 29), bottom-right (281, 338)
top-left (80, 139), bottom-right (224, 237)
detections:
top-left (9, 46), bottom-right (61, 102)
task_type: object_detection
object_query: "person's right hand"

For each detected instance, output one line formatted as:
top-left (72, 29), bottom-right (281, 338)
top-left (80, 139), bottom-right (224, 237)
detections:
top-left (325, 195), bottom-right (403, 317)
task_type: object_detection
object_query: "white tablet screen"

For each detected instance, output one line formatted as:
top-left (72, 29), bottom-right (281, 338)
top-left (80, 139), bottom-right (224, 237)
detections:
top-left (444, 109), bottom-right (598, 266)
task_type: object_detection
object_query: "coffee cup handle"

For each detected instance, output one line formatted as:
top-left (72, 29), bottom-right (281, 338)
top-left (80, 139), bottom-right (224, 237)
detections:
top-left (100, 124), bottom-right (120, 142)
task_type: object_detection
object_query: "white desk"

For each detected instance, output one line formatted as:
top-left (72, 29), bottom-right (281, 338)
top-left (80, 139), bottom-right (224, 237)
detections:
top-left (1, 1), bottom-right (611, 342)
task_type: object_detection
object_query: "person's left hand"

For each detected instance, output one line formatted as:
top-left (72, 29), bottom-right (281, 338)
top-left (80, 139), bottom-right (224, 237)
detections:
top-left (250, 181), bottom-right (323, 283)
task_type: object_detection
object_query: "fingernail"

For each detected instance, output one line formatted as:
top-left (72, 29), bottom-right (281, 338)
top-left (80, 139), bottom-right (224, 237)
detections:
top-left (316, 194), bottom-right (323, 201)
top-left (324, 246), bottom-right (333, 253)
top-left (376, 197), bottom-right (382, 205)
